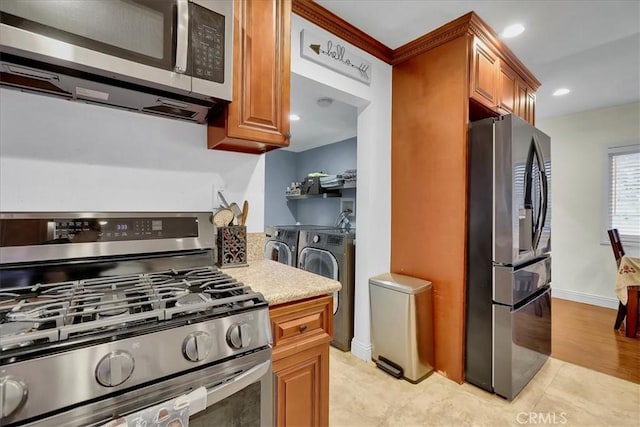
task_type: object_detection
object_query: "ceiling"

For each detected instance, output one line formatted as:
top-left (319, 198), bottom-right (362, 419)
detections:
top-left (289, 0), bottom-right (639, 151)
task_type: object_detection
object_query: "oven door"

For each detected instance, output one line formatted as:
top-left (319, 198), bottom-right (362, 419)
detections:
top-left (0, 0), bottom-right (191, 93)
top-left (18, 349), bottom-right (273, 427)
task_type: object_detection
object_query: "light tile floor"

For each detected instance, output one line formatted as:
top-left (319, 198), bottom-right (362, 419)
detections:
top-left (329, 348), bottom-right (640, 427)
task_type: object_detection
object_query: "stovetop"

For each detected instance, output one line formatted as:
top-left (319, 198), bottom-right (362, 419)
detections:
top-left (0, 266), bottom-right (265, 353)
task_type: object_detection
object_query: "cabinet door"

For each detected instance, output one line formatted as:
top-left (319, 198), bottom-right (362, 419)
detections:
top-left (498, 62), bottom-right (516, 114)
top-left (470, 38), bottom-right (499, 110)
top-left (273, 344), bottom-right (329, 427)
top-left (515, 79), bottom-right (528, 119)
top-left (208, 0), bottom-right (291, 153)
top-left (526, 91), bottom-right (536, 125)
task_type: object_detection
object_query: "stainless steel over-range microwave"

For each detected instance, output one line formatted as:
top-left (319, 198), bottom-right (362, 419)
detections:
top-left (0, 0), bottom-right (233, 122)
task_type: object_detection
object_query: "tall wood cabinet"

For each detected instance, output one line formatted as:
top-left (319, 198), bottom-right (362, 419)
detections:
top-left (270, 295), bottom-right (332, 427)
top-left (391, 12), bottom-right (540, 383)
top-left (208, 0), bottom-right (291, 154)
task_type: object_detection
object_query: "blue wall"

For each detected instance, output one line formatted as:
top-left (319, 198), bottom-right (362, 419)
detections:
top-left (264, 149), bottom-right (298, 226)
top-left (264, 137), bottom-right (357, 229)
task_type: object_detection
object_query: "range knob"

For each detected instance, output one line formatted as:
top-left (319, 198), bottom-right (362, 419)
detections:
top-left (0, 376), bottom-right (27, 419)
top-left (313, 235), bottom-right (320, 243)
top-left (226, 322), bottom-right (252, 349)
top-left (183, 331), bottom-right (212, 362)
top-left (95, 351), bottom-right (135, 387)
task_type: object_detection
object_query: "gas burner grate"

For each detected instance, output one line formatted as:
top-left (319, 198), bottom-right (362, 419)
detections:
top-left (0, 266), bottom-right (260, 350)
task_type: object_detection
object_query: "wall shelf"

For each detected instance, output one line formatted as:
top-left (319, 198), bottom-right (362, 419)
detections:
top-left (337, 181), bottom-right (357, 189)
top-left (286, 192), bottom-right (341, 200)
top-left (285, 182), bottom-right (357, 200)
top-left (285, 182), bottom-right (356, 200)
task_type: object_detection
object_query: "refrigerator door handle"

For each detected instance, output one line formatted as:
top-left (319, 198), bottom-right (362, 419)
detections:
top-left (531, 135), bottom-right (548, 250)
top-left (523, 135), bottom-right (549, 251)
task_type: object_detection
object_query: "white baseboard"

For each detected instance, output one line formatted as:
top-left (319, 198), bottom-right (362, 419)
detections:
top-left (350, 338), bottom-right (371, 362)
top-left (552, 288), bottom-right (619, 309)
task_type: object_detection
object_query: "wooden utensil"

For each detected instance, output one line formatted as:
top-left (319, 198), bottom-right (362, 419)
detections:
top-left (241, 200), bottom-right (249, 226)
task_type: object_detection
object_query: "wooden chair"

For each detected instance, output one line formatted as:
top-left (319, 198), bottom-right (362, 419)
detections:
top-left (608, 229), bottom-right (639, 337)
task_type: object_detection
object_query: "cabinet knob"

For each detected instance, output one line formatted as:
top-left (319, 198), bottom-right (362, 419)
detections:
top-left (299, 324), bottom-right (308, 333)
top-left (284, 132), bottom-right (291, 140)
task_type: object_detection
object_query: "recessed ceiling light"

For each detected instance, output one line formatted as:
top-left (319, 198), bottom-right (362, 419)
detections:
top-left (501, 23), bottom-right (525, 39)
top-left (289, 113), bottom-right (300, 121)
top-left (552, 88), bottom-right (571, 96)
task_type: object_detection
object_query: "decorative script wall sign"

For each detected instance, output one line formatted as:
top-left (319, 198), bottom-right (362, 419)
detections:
top-left (300, 29), bottom-right (372, 85)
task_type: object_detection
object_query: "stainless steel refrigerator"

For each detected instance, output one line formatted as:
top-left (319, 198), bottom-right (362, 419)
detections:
top-left (465, 114), bottom-right (552, 400)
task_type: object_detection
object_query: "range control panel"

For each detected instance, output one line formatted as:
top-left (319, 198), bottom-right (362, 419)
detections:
top-left (0, 217), bottom-right (200, 247)
top-left (53, 217), bottom-right (199, 242)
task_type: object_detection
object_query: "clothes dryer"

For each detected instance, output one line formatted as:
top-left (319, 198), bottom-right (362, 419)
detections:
top-left (298, 228), bottom-right (355, 351)
top-left (264, 225), bottom-right (335, 267)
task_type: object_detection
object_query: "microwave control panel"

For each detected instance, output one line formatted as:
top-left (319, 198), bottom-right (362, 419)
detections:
top-left (190, 3), bottom-right (225, 83)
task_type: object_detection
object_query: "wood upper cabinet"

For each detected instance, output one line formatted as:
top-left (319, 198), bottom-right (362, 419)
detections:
top-left (207, 0), bottom-right (291, 154)
top-left (469, 36), bottom-right (538, 125)
top-left (270, 296), bottom-right (332, 427)
top-left (515, 79), bottom-right (528, 118)
top-left (498, 61), bottom-right (516, 114)
top-left (470, 38), bottom-right (499, 110)
top-left (526, 91), bottom-right (536, 124)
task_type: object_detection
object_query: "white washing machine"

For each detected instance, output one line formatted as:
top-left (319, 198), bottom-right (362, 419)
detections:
top-left (297, 228), bottom-right (355, 351)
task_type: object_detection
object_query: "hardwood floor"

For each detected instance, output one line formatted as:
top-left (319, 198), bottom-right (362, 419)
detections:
top-left (552, 297), bottom-right (640, 384)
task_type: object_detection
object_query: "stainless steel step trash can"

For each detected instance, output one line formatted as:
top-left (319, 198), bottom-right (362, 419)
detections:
top-left (369, 273), bottom-right (434, 383)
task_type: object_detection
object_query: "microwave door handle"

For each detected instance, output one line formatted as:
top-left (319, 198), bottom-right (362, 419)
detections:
top-left (175, 0), bottom-right (189, 73)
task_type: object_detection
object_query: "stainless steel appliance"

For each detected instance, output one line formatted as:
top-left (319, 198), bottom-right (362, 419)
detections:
top-left (465, 114), bottom-right (552, 400)
top-left (0, 212), bottom-right (272, 426)
top-left (298, 229), bottom-right (355, 351)
top-left (0, 0), bottom-right (233, 123)
top-left (264, 225), bottom-right (335, 267)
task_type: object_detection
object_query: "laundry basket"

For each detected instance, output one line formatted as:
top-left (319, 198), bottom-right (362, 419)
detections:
top-left (369, 273), bottom-right (434, 383)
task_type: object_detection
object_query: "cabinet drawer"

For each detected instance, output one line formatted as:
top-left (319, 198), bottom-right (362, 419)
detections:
top-left (270, 295), bottom-right (333, 359)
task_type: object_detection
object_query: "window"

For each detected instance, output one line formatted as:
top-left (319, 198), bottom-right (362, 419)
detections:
top-left (607, 144), bottom-right (640, 243)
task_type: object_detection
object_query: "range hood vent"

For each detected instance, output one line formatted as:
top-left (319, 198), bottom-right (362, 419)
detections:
top-left (0, 54), bottom-right (223, 124)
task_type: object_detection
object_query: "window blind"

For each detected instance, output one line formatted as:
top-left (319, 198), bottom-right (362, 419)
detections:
top-left (608, 145), bottom-right (640, 240)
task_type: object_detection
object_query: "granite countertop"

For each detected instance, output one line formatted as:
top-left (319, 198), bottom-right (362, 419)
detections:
top-left (221, 260), bottom-right (341, 306)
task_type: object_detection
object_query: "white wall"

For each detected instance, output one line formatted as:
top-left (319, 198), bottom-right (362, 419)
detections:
top-left (0, 88), bottom-right (265, 232)
top-left (291, 15), bottom-right (392, 361)
top-left (537, 102), bottom-right (640, 308)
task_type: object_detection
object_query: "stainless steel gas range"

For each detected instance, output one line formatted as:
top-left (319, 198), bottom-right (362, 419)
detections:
top-left (0, 212), bottom-right (272, 427)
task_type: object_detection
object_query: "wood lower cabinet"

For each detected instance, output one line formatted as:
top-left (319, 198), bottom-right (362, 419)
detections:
top-left (207, 0), bottom-right (291, 154)
top-left (270, 295), bottom-right (332, 427)
top-left (273, 343), bottom-right (329, 427)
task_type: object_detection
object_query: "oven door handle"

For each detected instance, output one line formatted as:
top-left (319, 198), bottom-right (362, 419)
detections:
top-left (175, 0), bottom-right (189, 73)
top-left (190, 359), bottom-right (271, 415)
